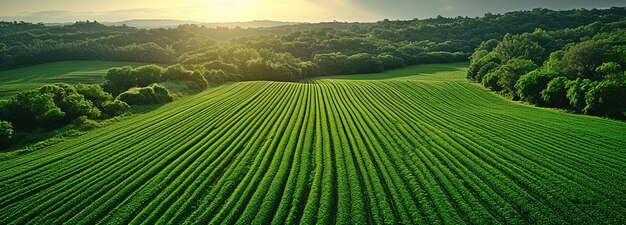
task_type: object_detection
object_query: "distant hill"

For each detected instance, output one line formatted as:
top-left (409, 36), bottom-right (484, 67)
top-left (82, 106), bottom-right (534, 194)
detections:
top-left (200, 20), bottom-right (301, 28)
top-left (45, 19), bottom-right (300, 28)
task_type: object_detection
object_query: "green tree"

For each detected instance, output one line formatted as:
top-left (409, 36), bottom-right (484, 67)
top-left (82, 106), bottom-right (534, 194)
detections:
top-left (542, 50), bottom-right (565, 73)
top-left (347, 53), bottom-right (384, 74)
top-left (542, 77), bottom-right (571, 108)
top-left (493, 33), bottom-right (545, 64)
top-left (377, 53), bottom-right (405, 70)
top-left (566, 78), bottom-right (595, 112)
top-left (75, 83), bottom-right (113, 108)
top-left (133, 65), bottom-right (163, 87)
top-left (560, 41), bottom-right (607, 80)
top-left (104, 66), bottom-right (133, 94)
top-left (584, 81), bottom-right (626, 118)
top-left (596, 62), bottom-right (624, 83)
top-left (468, 52), bottom-right (502, 81)
top-left (515, 70), bottom-right (557, 105)
top-left (497, 58), bottom-right (538, 98)
top-left (482, 70), bottom-right (502, 91)
top-left (39, 84), bottom-right (100, 121)
top-left (2, 91), bottom-right (65, 129)
top-left (117, 84), bottom-right (173, 105)
top-left (102, 100), bottom-right (130, 117)
top-left (313, 53), bottom-right (350, 75)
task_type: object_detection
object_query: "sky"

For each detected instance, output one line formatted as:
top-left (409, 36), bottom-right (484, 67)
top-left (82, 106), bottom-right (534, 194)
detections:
top-left (0, 0), bottom-right (625, 23)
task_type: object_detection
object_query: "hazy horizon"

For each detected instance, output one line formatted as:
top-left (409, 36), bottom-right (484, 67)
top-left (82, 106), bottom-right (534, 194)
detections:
top-left (0, 0), bottom-right (625, 23)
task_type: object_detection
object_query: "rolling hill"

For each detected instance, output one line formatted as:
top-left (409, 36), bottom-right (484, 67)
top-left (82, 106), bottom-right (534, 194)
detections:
top-left (0, 63), bottom-right (625, 224)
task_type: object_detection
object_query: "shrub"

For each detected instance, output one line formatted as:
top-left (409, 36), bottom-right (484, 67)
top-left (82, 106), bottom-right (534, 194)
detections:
top-left (117, 84), bottom-right (173, 105)
top-left (75, 83), bottom-right (113, 108)
top-left (117, 91), bottom-right (146, 105)
top-left (0, 91), bottom-right (65, 130)
top-left (163, 64), bottom-right (209, 88)
top-left (39, 84), bottom-right (101, 121)
top-left (103, 66), bottom-right (134, 95)
top-left (347, 53), bottom-right (384, 74)
top-left (132, 65), bottom-right (163, 87)
top-left (102, 100), bottom-right (130, 116)
top-left (151, 84), bottom-right (174, 103)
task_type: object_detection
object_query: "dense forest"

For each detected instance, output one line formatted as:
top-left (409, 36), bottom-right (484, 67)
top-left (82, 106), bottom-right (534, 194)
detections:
top-left (2, 7), bottom-right (626, 79)
top-left (467, 20), bottom-right (626, 118)
top-left (2, 7), bottom-right (626, 146)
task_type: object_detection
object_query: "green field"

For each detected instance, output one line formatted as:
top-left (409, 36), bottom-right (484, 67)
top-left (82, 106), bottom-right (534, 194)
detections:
top-left (0, 61), bottom-right (147, 98)
top-left (1, 63), bottom-right (625, 224)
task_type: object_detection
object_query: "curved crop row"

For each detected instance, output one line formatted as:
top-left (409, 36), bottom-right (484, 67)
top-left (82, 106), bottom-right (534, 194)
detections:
top-left (1, 66), bottom-right (625, 224)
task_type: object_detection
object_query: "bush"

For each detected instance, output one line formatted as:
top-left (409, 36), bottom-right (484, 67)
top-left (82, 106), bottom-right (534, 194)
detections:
top-left (132, 65), bottom-right (163, 87)
top-left (75, 83), bottom-right (113, 108)
top-left (102, 100), bottom-right (130, 116)
top-left (163, 64), bottom-right (209, 88)
top-left (541, 77), bottom-right (571, 108)
top-left (0, 120), bottom-right (13, 146)
top-left (475, 62), bottom-right (499, 83)
top-left (313, 52), bottom-right (350, 75)
top-left (117, 91), bottom-right (145, 105)
top-left (152, 84), bottom-right (174, 103)
top-left (0, 90), bottom-right (65, 130)
top-left (117, 84), bottom-right (173, 105)
top-left (0, 83), bottom-right (115, 130)
top-left (39, 84), bottom-right (101, 121)
top-left (103, 66), bottom-right (134, 95)
top-left (106, 64), bottom-right (211, 95)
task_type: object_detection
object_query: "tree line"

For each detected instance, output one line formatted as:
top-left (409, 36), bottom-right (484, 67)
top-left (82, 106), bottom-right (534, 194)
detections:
top-left (2, 7), bottom-right (626, 74)
top-left (467, 20), bottom-right (626, 118)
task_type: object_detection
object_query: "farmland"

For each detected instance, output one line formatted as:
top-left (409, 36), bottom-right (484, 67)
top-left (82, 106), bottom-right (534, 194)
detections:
top-left (0, 61), bottom-right (147, 98)
top-left (1, 63), bottom-right (625, 224)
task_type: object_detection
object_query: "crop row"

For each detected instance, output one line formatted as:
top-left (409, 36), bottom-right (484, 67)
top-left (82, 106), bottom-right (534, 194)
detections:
top-left (1, 78), bottom-right (625, 224)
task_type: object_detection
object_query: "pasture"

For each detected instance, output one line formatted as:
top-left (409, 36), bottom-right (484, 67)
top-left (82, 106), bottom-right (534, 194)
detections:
top-left (0, 61), bottom-right (147, 98)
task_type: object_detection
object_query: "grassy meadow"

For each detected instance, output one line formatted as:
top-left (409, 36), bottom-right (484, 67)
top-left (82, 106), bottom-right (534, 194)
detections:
top-left (0, 61), bottom-right (147, 98)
